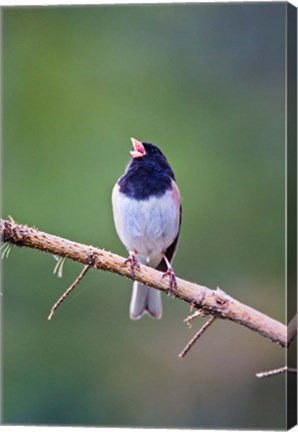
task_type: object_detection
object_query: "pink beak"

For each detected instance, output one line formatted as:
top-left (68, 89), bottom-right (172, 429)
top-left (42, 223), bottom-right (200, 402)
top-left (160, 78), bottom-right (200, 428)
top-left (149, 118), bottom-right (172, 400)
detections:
top-left (130, 137), bottom-right (146, 159)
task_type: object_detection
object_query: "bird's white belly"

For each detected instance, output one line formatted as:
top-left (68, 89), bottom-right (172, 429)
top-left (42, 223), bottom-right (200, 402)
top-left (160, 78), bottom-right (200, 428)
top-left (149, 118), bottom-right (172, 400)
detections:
top-left (112, 184), bottom-right (179, 266)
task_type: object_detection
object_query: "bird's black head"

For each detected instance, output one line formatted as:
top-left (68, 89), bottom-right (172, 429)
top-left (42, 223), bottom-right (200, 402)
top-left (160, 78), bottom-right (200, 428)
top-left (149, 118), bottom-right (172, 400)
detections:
top-left (129, 138), bottom-right (174, 177)
top-left (129, 137), bottom-right (164, 160)
top-left (118, 137), bottom-right (175, 199)
top-left (142, 142), bottom-right (164, 158)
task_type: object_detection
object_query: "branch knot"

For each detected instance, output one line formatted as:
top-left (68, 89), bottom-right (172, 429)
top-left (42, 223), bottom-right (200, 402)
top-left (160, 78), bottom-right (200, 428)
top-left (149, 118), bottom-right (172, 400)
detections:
top-left (1, 218), bottom-right (26, 246)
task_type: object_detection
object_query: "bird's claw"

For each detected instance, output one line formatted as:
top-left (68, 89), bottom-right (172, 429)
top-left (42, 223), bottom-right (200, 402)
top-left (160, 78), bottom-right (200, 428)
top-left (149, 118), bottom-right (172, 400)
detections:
top-left (162, 268), bottom-right (177, 296)
top-left (123, 253), bottom-right (140, 278)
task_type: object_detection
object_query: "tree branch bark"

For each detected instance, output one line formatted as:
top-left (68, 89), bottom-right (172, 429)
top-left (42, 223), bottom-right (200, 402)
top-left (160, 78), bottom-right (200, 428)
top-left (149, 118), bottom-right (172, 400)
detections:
top-left (0, 218), bottom-right (289, 348)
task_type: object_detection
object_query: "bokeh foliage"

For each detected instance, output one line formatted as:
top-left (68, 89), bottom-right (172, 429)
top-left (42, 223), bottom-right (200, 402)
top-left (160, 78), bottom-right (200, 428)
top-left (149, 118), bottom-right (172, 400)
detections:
top-left (2, 3), bottom-right (288, 428)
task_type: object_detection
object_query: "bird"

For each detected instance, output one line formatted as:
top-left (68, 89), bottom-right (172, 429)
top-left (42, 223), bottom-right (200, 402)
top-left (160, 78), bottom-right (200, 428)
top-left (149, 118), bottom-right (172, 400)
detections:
top-left (112, 137), bottom-right (181, 320)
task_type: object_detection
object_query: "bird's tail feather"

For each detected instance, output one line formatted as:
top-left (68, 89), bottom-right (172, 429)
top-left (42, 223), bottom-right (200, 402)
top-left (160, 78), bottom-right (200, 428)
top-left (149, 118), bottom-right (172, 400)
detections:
top-left (129, 281), bottom-right (162, 320)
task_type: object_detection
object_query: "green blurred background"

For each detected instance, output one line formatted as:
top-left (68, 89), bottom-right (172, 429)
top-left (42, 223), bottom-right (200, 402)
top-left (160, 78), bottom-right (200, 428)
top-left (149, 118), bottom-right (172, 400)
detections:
top-left (2, 3), bottom-right (289, 429)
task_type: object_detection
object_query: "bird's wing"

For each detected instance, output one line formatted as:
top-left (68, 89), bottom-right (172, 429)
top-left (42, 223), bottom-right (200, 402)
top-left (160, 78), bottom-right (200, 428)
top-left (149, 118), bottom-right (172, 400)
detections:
top-left (156, 204), bottom-right (182, 272)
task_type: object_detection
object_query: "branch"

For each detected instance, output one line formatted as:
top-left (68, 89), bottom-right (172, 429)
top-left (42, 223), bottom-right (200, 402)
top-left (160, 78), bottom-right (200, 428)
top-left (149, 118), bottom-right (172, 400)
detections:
top-left (48, 264), bottom-right (90, 320)
top-left (179, 316), bottom-right (217, 358)
top-left (256, 366), bottom-right (297, 378)
top-left (0, 218), bottom-right (288, 347)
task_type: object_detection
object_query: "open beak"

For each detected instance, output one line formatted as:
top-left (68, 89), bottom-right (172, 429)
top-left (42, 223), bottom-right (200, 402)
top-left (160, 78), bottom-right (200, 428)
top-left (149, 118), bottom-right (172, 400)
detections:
top-left (130, 137), bottom-right (146, 159)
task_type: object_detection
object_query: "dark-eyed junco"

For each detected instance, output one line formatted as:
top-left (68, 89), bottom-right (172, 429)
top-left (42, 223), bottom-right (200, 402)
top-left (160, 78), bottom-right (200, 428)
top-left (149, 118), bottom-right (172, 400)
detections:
top-left (112, 138), bottom-right (181, 319)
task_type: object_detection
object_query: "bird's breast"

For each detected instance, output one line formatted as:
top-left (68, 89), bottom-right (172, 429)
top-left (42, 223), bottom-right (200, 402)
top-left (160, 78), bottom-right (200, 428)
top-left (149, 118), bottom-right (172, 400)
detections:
top-left (112, 182), bottom-right (180, 263)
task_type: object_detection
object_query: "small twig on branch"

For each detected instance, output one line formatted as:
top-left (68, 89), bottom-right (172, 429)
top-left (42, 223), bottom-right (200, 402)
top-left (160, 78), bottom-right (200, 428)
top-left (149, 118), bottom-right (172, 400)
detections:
top-left (256, 366), bottom-right (297, 378)
top-left (48, 264), bottom-right (90, 320)
top-left (183, 308), bottom-right (209, 328)
top-left (179, 316), bottom-right (217, 358)
top-left (0, 217), bottom-right (289, 348)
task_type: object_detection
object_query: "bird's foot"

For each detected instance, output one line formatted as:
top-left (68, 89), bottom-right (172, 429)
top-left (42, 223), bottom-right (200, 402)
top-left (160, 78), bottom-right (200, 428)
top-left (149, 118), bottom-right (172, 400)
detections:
top-left (161, 252), bottom-right (177, 296)
top-left (162, 268), bottom-right (177, 296)
top-left (123, 251), bottom-right (140, 278)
